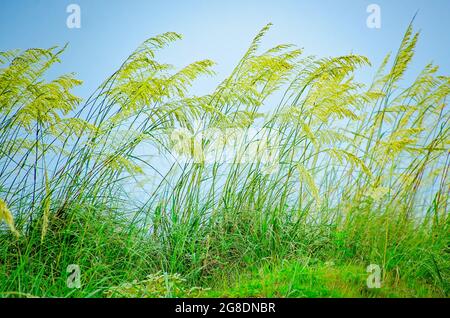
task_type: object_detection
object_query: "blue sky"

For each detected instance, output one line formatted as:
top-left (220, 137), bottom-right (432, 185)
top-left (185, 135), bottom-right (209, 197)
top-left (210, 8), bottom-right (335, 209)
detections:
top-left (1, 0), bottom-right (448, 199)
top-left (1, 0), bottom-right (449, 99)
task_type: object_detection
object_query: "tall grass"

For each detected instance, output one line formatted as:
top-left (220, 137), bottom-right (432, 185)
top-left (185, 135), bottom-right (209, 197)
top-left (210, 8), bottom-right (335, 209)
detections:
top-left (0, 23), bottom-right (448, 297)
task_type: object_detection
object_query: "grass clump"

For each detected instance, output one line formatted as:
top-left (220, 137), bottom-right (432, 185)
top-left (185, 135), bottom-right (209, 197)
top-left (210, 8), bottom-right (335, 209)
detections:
top-left (0, 22), bottom-right (448, 298)
top-left (201, 259), bottom-right (443, 298)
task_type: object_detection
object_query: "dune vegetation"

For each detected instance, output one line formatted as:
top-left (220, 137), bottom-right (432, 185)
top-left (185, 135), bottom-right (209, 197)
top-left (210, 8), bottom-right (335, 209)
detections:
top-left (0, 23), bottom-right (448, 298)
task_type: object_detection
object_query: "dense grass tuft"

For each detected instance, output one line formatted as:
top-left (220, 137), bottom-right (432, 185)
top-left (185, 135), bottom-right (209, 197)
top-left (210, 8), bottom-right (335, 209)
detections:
top-left (0, 23), bottom-right (448, 297)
